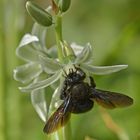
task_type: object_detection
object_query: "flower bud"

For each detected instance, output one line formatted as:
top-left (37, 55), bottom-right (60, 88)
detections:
top-left (26, 1), bottom-right (53, 26)
top-left (59, 0), bottom-right (71, 12)
top-left (61, 41), bottom-right (75, 57)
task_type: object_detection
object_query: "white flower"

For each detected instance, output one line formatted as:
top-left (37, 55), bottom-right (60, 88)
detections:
top-left (14, 23), bottom-right (128, 122)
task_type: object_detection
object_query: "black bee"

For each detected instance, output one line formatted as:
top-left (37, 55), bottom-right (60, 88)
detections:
top-left (43, 66), bottom-right (133, 134)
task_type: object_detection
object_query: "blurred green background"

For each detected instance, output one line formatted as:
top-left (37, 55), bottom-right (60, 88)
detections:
top-left (0, 0), bottom-right (140, 140)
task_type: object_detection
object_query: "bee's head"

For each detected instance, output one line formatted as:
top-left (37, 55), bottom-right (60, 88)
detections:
top-left (64, 67), bottom-right (86, 85)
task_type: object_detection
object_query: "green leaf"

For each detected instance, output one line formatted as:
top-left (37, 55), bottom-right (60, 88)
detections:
top-left (19, 70), bottom-right (62, 92)
top-left (31, 89), bottom-right (47, 122)
top-left (16, 34), bottom-right (40, 62)
top-left (81, 64), bottom-right (128, 75)
top-left (14, 63), bottom-right (42, 83)
top-left (26, 1), bottom-right (53, 26)
top-left (39, 55), bottom-right (62, 74)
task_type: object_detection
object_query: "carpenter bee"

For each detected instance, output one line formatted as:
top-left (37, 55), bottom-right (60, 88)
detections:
top-left (43, 66), bottom-right (133, 134)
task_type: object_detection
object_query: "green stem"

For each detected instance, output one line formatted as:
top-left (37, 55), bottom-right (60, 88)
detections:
top-left (55, 14), bottom-right (64, 62)
top-left (52, 9), bottom-right (72, 140)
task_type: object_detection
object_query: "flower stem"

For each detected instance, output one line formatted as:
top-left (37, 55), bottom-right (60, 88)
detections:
top-left (53, 7), bottom-right (72, 140)
top-left (55, 14), bottom-right (64, 62)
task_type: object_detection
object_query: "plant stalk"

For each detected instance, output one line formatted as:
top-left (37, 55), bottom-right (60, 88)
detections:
top-left (55, 14), bottom-right (64, 62)
top-left (49, 14), bottom-right (72, 140)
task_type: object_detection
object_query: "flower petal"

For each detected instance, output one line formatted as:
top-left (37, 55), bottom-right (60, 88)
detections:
top-left (49, 78), bottom-right (64, 114)
top-left (48, 87), bottom-right (62, 114)
top-left (31, 23), bottom-right (48, 52)
top-left (31, 89), bottom-right (47, 122)
top-left (39, 55), bottom-right (62, 74)
top-left (75, 43), bottom-right (93, 64)
top-left (70, 43), bottom-right (84, 55)
top-left (81, 64), bottom-right (128, 75)
top-left (16, 34), bottom-right (40, 62)
top-left (13, 63), bottom-right (42, 83)
top-left (47, 46), bottom-right (58, 58)
top-left (19, 70), bottom-right (62, 92)
top-left (19, 33), bottom-right (39, 47)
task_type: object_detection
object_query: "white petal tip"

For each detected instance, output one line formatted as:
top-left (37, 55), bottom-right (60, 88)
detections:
top-left (19, 34), bottom-right (39, 47)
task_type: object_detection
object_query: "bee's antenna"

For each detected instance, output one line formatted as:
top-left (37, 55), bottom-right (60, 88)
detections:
top-left (73, 64), bottom-right (78, 72)
top-left (74, 64), bottom-right (80, 68)
top-left (71, 68), bottom-right (74, 73)
top-left (73, 64), bottom-right (77, 69)
top-left (89, 76), bottom-right (96, 88)
top-left (69, 68), bottom-right (73, 73)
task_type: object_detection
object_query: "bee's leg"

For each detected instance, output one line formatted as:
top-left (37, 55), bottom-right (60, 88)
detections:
top-left (73, 64), bottom-right (81, 72)
top-left (89, 76), bottom-right (96, 88)
top-left (60, 80), bottom-right (68, 100)
top-left (62, 69), bottom-right (67, 77)
top-left (73, 64), bottom-right (80, 69)
top-left (60, 89), bottom-right (67, 100)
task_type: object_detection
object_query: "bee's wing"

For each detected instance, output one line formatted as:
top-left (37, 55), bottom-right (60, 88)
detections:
top-left (43, 97), bottom-right (71, 134)
top-left (91, 89), bottom-right (133, 109)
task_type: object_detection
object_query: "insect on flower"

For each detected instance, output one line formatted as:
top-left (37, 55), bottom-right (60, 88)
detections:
top-left (43, 66), bottom-right (133, 134)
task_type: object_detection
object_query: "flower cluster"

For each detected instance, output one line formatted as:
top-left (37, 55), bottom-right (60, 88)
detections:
top-left (14, 23), bottom-right (128, 123)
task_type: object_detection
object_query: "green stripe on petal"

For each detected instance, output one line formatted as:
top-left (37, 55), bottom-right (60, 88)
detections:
top-left (19, 70), bottom-right (62, 92)
top-left (31, 89), bottom-right (47, 122)
top-left (81, 64), bottom-right (128, 75)
top-left (13, 63), bottom-right (42, 83)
